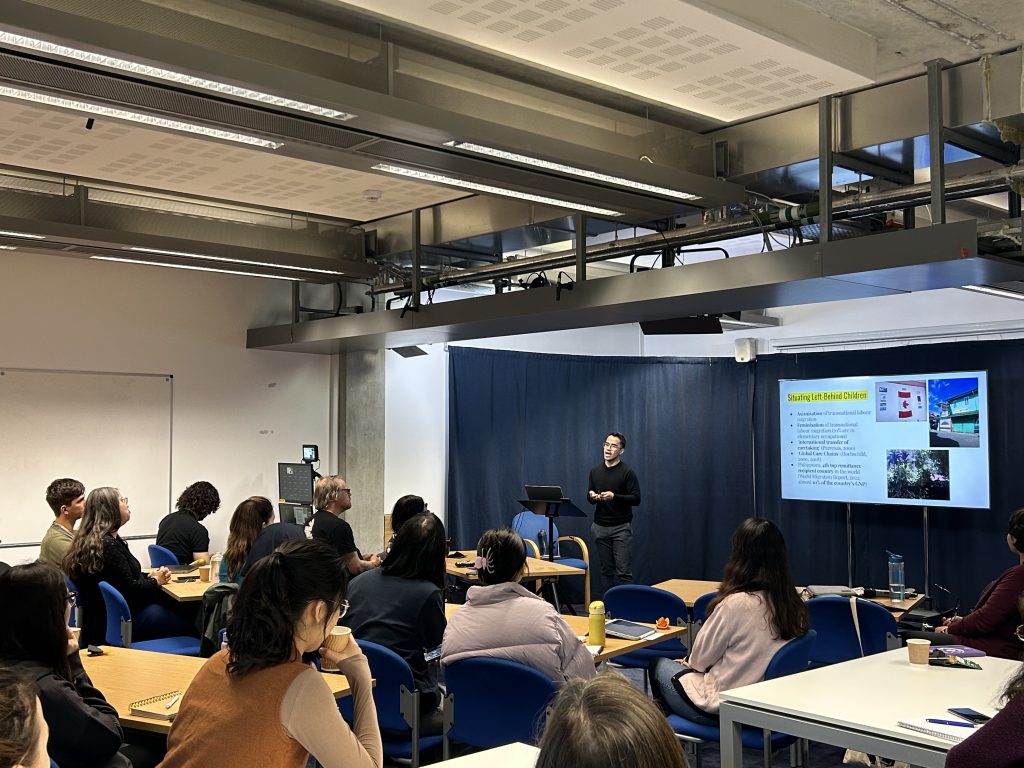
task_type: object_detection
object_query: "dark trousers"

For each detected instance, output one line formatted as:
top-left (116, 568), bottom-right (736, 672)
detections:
top-left (592, 521), bottom-right (633, 596)
top-left (650, 658), bottom-right (719, 726)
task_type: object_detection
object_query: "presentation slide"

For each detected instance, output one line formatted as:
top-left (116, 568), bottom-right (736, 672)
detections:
top-left (780, 371), bottom-right (989, 508)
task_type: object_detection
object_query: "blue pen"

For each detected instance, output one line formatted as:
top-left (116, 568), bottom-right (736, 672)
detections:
top-left (925, 718), bottom-right (975, 728)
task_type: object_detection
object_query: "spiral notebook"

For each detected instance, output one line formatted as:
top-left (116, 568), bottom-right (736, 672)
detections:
top-left (130, 690), bottom-right (183, 721)
top-left (896, 718), bottom-right (974, 743)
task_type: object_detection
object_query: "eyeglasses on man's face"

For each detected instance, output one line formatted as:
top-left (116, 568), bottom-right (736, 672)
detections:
top-left (603, 442), bottom-right (622, 450)
top-left (1016, 623), bottom-right (1024, 643)
top-left (65, 592), bottom-right (77, 607)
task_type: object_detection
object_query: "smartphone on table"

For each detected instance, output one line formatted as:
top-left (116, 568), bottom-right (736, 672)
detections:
top-left (947, 707), bottom-right (990, 724)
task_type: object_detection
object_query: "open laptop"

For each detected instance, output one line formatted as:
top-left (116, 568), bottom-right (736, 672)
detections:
top-left (524, 484), bottom-right (564, 501)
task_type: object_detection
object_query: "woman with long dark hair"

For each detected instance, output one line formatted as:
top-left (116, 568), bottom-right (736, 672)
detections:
top-left (343, 513), bottom-right (447, 733)
top-left (441, 527), bottom-right (596, 684)
top-left (159, 539), bottom-right (382, 768)
top-left (651, 517), bottom-right (809, 725)
top-left (0, 562), bottom-right (129, 768)
top-left (64, 487), bottom-right (189, 646)
top-left (945, 596), bottom-right (1024, 768)
top-left (221, 496), bottom-right (275, 583)
top-left (383, 494), bottom-right (427, 559)
top-left (0, 668), bottom-right (49, 768)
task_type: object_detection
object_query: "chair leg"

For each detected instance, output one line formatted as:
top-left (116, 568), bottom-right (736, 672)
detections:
top-left (584, 569), bottom-right (591, 608)
top-left (642, 668), bottom-right (649, 694)
top-left (763, 729), bottom-right (771, 768)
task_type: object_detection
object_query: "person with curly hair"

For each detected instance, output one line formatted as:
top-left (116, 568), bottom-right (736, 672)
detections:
top-left (157, 481), bottom-right (221, 566)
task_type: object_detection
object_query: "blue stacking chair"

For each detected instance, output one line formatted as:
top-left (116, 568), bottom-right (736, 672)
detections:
top-left (148, 544), bottom-right (180, 567)
top-left (64, 574), bottom-right (79, 629)
top-left (603, 585), bottom-right (689, 691)
top-left (691, 591), bottom-right (716, 624)
top-left (98, 581), bottom-right (200, 655)
top-left (336, 640), bottom-right (443, 768)
top-left (807, 595), bottom-right (899, 668)
top-left (668, 629), bottom-right (817, 768)
top-left (443, 656), bottom-right (558, 759)
top-left (511, 510), bottom-right (591, 606)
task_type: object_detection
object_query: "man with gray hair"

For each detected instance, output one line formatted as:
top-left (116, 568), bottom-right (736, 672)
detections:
top-left (310, 475), bottom-right (380, 576)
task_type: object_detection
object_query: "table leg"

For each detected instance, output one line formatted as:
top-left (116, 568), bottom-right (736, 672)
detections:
top-left (718, 704), bottom-right (743, 768)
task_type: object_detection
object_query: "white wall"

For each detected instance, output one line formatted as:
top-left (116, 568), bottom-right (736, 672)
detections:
top-left (383, 287), bottom-right (1024, 522)
top-left (0, 250), bottom-right (333, 566)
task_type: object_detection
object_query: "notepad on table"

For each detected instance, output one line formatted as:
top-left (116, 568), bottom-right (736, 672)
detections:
top-left (896, 718), bottom-right (975, 743)
top-left (130, 690), bottom-right (183, 721)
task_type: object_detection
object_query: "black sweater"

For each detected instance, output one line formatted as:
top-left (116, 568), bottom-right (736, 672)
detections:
top-left (587, 461), bottom-right (641, 525)
top-left (10, 653), bottom-right (129, 768)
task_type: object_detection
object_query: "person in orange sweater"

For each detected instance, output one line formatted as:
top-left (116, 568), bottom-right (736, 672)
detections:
top-left (159, 539), bottom-right (382, 768)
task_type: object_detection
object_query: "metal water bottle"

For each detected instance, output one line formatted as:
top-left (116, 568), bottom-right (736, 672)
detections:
top-left (588, 600), bottom-right (606, 646)
top-left (887, 550), bottom-right (905, 601)
top-left (537, 529), bottom-right (547, 559)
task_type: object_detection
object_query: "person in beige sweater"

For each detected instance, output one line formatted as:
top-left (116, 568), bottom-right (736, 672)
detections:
top-left (159, 539), bottom-right (382, 768)
top-left (651, 518), bottom-right (810, 725)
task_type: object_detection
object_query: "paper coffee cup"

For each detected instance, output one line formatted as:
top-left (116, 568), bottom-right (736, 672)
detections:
top-left (907, 638), bottom-right (930, 664)
top-left (198, 566), bottom-right (211, 582)
top-left (322, 626), bottom-right (352, 671)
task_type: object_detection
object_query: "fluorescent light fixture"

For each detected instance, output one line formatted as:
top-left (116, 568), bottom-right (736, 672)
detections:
top-left (0, 31), bottom-right (356, 121)
top-left (90, 255), bottom-right (299, 280)
top-left (444, 140), bottom-right (700, 202)
top-left (0, 229), bottom-right (44, 239)
top-left (961, 285), bottom-right (1024, 301)
top-left (125, 246), bottom-right (346, 276)
top-left (371, 163), bottom-right (621, 217)
top-left (0, 245), bottom-right (17, 250)
top-left (0, 85), bottom-right (284, 148)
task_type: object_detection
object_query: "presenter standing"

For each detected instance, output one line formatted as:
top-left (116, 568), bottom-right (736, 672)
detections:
top-left (587, 432), bottom-right (641, 595)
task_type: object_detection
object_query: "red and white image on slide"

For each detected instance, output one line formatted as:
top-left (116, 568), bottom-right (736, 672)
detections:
top-left (875, 380), bottom-right (927, 422)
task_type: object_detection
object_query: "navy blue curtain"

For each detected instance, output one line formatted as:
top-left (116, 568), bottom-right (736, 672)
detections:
top-left (447, 339), bottom-right (1024, 607)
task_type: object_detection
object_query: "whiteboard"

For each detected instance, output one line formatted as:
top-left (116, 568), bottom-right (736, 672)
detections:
top-left (0, 369), bottom-right (172, 548)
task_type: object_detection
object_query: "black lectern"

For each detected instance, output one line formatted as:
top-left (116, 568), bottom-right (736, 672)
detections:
top-left (515, 494), bottom-right (586, 613)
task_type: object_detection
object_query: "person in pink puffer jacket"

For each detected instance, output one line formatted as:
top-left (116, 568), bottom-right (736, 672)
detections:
top-left (441, 528), bottom-right (596, 685)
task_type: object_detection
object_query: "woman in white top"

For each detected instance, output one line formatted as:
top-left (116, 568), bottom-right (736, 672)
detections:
top-left (651, 517), bottom-right (809, 724)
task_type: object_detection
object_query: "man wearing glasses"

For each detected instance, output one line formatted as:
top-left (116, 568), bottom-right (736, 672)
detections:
top-left (311, 475), bottom-right (381, 577)
top-left (587, 432), bottom-right (641, 595)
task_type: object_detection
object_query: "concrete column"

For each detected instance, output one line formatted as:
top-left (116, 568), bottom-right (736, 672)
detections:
top-left (341, 349), bottom-right (386, 554)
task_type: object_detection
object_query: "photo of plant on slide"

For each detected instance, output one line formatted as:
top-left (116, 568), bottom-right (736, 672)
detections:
top-left (886, 449), bottom-right (950, 501)
top-left (928, 377), bottom-right (981, 448)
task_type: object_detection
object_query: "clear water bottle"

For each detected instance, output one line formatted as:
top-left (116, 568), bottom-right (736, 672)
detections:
top-left (209, 552), bottom-right (223, 584)
top-left (220, 630), bottom-right (229, 652)
top-left (887, 550), bottom-right (905, 601)
top-left (537, 529), bottom-right (547, 559)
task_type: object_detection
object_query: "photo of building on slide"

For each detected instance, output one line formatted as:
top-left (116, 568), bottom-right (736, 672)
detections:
top-left (886, 449), bottom-right (950, 501)
top-left (875, 380), bottom-right (927, 422)
top-left (928, 377), bottom-right (981, 448)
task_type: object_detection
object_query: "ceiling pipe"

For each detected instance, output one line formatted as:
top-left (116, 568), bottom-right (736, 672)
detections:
top-left (369, 163), bottom-right (1024, 295)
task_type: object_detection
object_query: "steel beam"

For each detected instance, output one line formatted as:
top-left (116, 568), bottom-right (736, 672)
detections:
top-left (926, 59), bottom-right (948, 225)
top-left (819, 96), bottom-right (834, 243)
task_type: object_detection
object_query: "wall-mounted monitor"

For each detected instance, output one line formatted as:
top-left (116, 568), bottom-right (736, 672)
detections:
top-left (780, 371), bottom-right (989, 508)
top-left (278, 462), bottom-right (314, 505)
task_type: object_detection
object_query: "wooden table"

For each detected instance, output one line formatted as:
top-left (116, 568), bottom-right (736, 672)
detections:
top-left (718, 649), bottom-right (1019, 768)
top-left (653, 578), bottom-right (926, 619)
top-left (443, 603), bottom-right (686, 664)
top-left (146, 568), bottom-right (212, 602)
top-left (438, 741), bottom-right (539, 766)
top-left (446, 556), bottom-right (584, 581)
top-left (82, 647), bottom-right (352, 734)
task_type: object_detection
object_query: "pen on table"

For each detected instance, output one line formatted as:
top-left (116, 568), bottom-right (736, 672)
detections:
top-left (165, 694), bottom-right (181, 710)
top-left (925, 718), bottom-right (974, 728)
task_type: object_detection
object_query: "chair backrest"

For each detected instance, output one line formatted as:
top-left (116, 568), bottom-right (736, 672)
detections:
top-left (807, 596), bottom-right (898, 665)
top-left (511, 510), bottom-right (560, 557)
top-left (604, 584), bottom-right (689, 625)
top-left (445, 656), bottom-right (558, 749)
top-left (148, 544), bottom-right (179, 568)
top-left (358, 640), bottom-right (418, 734)
top-left (98, 581), bottom-right (131, 647)
top-left (64, 574), bottom-right (78, 628)
top-left (691, 591), bottom-right (716, 623)
top-left (764, 629), bottom-right (817, 679)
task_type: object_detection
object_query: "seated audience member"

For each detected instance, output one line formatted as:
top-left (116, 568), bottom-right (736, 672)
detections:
top-left (383, 495), bottom-right (427, 558)
top-left (907, 508), bottom-right (1024, 659)
top-left (311, 476), bottom-right (380, 577)
top-left (156, 481), bottom-right (221, 565)
top-left (65, 488), bottom-right (191, 646)
top-left (159, 539), bottom-right (383, 768)
top-left (238, 521), bottom-right (307, 579)
top-left (0, 668), bottom-right (49, 768)
top-left (221, 497), bottom-right (275, 583)
top-left (0, 562), bottom-right (131, 768)
top-left (39, 478), bottom-right (85, 569)
top-left (441, 528), bottom-right (595, 685)
top-left (945, 596), bottom-right (1024, 768)
top-left (536, 672), bottom-right (688, 768)
top-left (651, 517), bottom-right (809, 725)
top-left (343, 513), bottom-right (447, 734)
